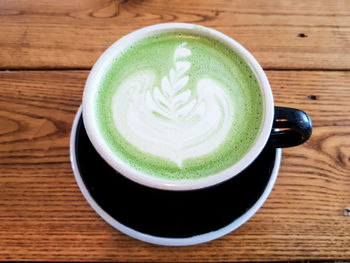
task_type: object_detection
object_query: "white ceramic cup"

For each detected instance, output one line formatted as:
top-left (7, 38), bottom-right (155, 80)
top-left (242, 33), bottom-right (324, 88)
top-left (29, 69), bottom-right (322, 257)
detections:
top-left (82, 23), bottom-right (311, 191)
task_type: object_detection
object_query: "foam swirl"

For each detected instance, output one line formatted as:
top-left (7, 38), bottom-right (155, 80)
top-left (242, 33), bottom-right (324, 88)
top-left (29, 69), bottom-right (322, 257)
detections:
top-left (112, 43), bottom-right (234, 168)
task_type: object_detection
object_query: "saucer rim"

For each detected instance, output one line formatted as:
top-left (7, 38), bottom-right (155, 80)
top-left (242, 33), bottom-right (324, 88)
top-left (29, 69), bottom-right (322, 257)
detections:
top-left (70, 105), bottom-right (282, 246)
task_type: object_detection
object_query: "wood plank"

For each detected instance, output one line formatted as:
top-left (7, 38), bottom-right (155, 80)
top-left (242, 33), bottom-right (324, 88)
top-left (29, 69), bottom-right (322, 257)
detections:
top-left (0, 0), bottom-right (350, 69)
top-left (0, 70), bottom-right (349, 261)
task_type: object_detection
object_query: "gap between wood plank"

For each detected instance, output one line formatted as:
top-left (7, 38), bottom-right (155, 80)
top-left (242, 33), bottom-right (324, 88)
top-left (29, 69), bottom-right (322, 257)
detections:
top-left (0, 68), bottom-right (350, 72)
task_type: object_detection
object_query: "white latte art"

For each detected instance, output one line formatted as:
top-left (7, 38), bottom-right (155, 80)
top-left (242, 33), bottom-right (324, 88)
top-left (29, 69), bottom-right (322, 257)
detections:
top-left (112, 43), bottom-right (235, 168)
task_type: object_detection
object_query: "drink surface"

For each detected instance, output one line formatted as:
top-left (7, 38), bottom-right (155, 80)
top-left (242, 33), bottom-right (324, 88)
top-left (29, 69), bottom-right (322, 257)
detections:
top-left (96, 32), bottom-right (263, 180)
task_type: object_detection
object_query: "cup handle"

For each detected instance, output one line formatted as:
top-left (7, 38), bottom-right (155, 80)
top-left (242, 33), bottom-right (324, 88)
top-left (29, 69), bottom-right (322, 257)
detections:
top-left (267, 106), bottom-right (312, 148)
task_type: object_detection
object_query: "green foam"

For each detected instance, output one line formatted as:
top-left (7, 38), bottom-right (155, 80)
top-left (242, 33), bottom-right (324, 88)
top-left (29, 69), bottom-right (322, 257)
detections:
top-left (96, 32), bottom-right (263, 180)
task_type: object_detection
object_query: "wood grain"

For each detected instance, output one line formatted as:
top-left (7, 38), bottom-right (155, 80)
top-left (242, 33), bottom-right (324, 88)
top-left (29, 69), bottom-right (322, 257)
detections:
top-left (0, 0), bottom-right (350, 70)
top-left (0, 70), bottom-right (349, 262)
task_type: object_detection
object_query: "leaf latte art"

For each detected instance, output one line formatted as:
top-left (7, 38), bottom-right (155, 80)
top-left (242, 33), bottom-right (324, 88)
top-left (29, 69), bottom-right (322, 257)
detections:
top-left (112, 43), bottom-right (234, 167)
top-left (97, 32), bottom-right (263, 180)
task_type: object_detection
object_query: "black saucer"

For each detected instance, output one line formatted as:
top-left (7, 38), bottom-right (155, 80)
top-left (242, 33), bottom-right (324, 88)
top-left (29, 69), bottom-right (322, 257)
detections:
top-left (71, 108), bottom-right (281, 245)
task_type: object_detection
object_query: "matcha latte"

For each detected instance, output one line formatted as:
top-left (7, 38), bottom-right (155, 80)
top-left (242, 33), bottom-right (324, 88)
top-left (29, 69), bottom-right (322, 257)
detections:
top-left (95, 32), bottom-right (263, 180)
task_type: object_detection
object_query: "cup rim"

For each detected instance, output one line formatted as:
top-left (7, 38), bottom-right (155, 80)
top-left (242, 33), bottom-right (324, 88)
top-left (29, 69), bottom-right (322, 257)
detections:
top-left (83, 22), bottom-right (274, 191)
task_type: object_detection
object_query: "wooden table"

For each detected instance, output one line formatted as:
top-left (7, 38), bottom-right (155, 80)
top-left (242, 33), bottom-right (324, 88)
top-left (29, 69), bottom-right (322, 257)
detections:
top-left (0, 0), bottom-right (349, 261)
